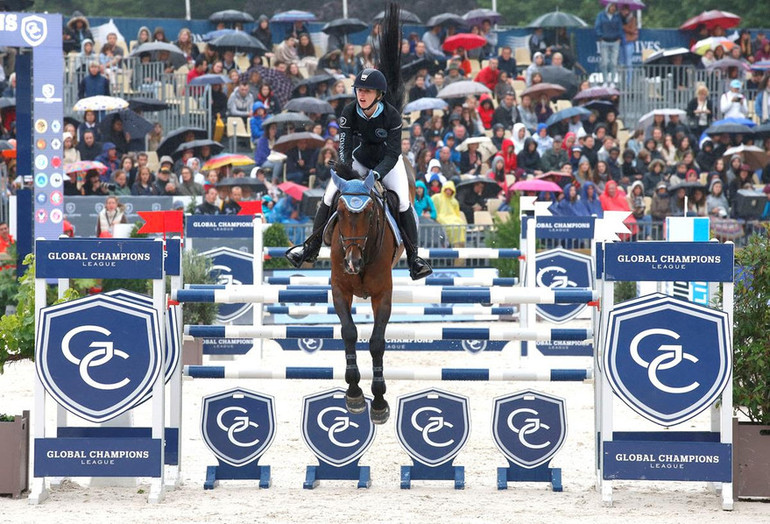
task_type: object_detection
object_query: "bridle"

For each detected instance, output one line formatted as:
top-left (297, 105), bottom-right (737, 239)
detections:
top-left (337, 188), bottom-right (385, 267)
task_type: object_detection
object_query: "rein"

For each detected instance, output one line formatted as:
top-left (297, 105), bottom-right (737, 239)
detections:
top-left (338, 189), bottom-right (386, 268)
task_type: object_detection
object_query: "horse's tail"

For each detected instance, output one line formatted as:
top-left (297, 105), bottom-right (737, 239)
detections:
top-left (378, 2), bottom-right (404, 114)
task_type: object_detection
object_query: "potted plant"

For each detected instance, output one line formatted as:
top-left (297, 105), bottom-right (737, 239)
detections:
top-left (180, 249), bottom-right (218, 366)
top-left (731, 229), bottom-right (770, 498)
top-left (0, 411), bottom-right (29, 498)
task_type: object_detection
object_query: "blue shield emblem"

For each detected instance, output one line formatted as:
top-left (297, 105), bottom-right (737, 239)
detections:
top-left (603, 293), bottom-right (731, 426)
top-left (202, 247), bottom-right (254, 323)
top-left (36, 295), bottom-right (162, 423)
top-left (492, 390), bottom-right (567, 469)
top-left (21, 15), bottom-right (48, 47)
top-left (302, 388), bottom-right (376, 467)
top-left (104, 289), bottom-right (180, 401)
top-left (201, 388), bottom-right (276, 467)
top-left (533, 248), bottom-right (595, 324)
top-left (396, 388), bottom-right (470, 467)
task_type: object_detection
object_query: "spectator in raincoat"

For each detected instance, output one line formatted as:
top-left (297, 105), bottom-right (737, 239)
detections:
top-left (414, 180), bottom-right (437, 220)
top-left (431, 180), bottom-right (467, 246)
top-left (578, 180), bottom-right (603, 217)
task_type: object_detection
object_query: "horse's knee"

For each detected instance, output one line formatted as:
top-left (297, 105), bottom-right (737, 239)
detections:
top-left (341, 323), bottom-right (357, 346)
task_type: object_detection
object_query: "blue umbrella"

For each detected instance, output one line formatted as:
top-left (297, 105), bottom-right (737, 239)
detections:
top-left (270, 10), bottom-right (317, 23)
top-left (403, 97), bottom-right (449, 114)
top-left (189, 74), bottom-right (230, 86)
top-left (545, 106), bottom-right (592, 127)
top-left (202, 29), bottom-right (235, 42)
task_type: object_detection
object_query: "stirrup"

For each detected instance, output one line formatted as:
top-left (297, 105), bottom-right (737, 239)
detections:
top-left (408, 256), bottom-right (433, 280)
top-left (285, 244), bottom-right (317, 269)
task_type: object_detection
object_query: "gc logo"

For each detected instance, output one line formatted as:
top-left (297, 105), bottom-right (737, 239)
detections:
top-left (61, 325), bottom-right (130, 390)
top-left (508, 408), bottom-right (550, 450)
top-left (298, 338), bottom-right (323, 352)
top-left (211, 264), bottom-right (242, 285)
top-left (630, 328), bottom-right (699, 394)
top-left (217, 406), bottom-right (261, 447)
top-left (411, 407), bottom-right (454, 448)
top-left (317, 407), bottom-right (360, 448)
top-left (536, 266), bottom-right (576, 288)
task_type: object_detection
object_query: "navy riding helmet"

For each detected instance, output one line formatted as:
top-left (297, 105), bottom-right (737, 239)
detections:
top-left (353, 68), bottom-right (387, 93)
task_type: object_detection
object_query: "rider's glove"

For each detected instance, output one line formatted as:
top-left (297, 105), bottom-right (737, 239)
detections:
top-left (372, 170), bottom-right (382, 181)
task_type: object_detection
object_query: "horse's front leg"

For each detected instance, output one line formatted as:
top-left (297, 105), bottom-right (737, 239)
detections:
top-left (368, 290), bottom-right (392, 424)
top-left (333, 289), bottom-right (365, 414)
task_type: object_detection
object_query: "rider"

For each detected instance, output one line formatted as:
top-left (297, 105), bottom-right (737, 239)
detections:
top-left (286, 68), bottom-right (433, 280)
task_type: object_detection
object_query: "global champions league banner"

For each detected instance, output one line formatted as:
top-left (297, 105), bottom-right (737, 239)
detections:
top-left (0, 13), bottom-right (63, 240)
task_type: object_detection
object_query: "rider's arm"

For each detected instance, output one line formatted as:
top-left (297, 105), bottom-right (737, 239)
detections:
top-left (337, 103), bottom-right (355, 166)
top-left (372, 105), bottom-right (403, 177)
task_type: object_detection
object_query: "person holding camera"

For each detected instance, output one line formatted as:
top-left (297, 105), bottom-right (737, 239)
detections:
top-left (720, 79), bottom-right (749, 119)
top-left (96, 195), bottom-right (127, 237)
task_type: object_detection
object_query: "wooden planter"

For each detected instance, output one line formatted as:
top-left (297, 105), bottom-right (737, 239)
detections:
top-left (182, 335), bottom-right (203, 367)
top-left (0, 410), bottom-right (29, 498)
top-left (733, 418), bottom-right (770, 499)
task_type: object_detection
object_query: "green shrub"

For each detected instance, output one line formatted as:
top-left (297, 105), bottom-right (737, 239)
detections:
top-left (182, 249), bottom-right (218, 326)
top-left (485, 194), bottom-right (520, 279)
top-left (263, 223), bottom-right (291, 270)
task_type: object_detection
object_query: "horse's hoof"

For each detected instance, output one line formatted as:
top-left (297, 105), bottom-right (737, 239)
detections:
top-left (370, 403), bottom-right (390, 425)
top-left (345, 394), bottom-right (366, 414)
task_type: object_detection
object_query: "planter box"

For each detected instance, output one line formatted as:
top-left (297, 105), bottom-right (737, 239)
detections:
top-left (182, 335), bottom-right (203, 367)
top-left (733, 418), bottom-right (770, 499)
top-left (0, 410), bottom-right (29, 498)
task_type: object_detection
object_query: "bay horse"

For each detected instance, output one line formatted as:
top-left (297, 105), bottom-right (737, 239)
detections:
top-left (326, 157), bottom-right (416, 424)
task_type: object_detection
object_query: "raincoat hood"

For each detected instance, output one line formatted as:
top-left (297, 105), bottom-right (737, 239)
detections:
top-left (428, 158), bottom-right (442, 173)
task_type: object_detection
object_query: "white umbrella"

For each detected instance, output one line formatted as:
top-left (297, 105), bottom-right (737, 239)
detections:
top-left (722, 145), bottom-right (770, 171)
top-left (455, 136), bottom-right (498, 162)
top-left (436, 80), bottom-right (492, 99)
top-left (636, 108), bottom-right (686, 129)
top-left (73, 95), bottom-right (128, 112)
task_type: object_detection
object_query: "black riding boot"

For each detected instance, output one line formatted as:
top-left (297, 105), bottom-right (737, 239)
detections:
top-left (286, 203), bottom-right (331, 268)
top-left (399, 209), bottom-right (433, 280)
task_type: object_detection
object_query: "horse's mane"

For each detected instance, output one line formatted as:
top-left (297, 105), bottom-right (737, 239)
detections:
top-left (377, 3), bottom-right (404, 113)
top-left (333, 161), bottom-right (359, 181)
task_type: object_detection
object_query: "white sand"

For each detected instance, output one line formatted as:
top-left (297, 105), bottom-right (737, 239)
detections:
top-left (1, 341), bottom-right (768, 524)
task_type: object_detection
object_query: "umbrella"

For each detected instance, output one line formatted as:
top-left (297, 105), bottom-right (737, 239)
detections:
top-left (572, 86), bottom-right (619, 103)
top-left (0, 140), bottom-right (15, 160)
top-left (706, 58), bottom-right (751, 72)
top-left (99, 110), bottom-right (154, 138)
top-left (216, 177), bottom-right (266, 189)
top-left (583, 100), bottom-right (617, 119)
top-left (752, 60), bottom-right (770, 71)
top-left (442, 33), bottom-right (488, 53)
top-left (753, 123), bottom-right (770, 139)
top-left (403, 97), bottom-right (449, 114)
top-left (722, 145), bottom-right (770, 171)
top-left (189, 74), bottom-right (230, 86)
top-left (202, 154), bottom-right (255, 171)
top-left (202, 29), bottom-right (236, 42)
top-left (455, 177), bottom-right (502, 200)
top-left (284, 97), bottom-right (334, 115)
top-left (292, 73), bottom-right (336, 93)
top-left (328, 93), bottom-right (355, 104)
top-left (401, 57), bottom-right (443, 80)
top-left (273, 132), bottom-right (325, 154)
top-left (156, 127), bottom-right (208, 157)
top-left (209, 30), bottom-right (268, 54)
top-left (64, 161), bottom-right (108, 175)
top-left (127, 98), bottom-right (170, 112)
top-left (527, 11), bottom-right (588, 28)
top-left (455, 137), bottom-right (498, 162)
top-left (261, 112), bottom-right (314, 130)
top-left (545, 106), bottom-right (592, 127)
top-left (463, 8), bottom-right (502, 26)
top-left (510, 179), bottom-right (563, 193)
top-left (521, 82), bottom-right (566, 101)
top-left (436, 80), bottom-right (492, 99)
top-left (322, 18), bottom-right (368, 36)
top-left (277, 181), bottom-right (310, 201)
top-left (172, 139), bottom-right (224, 161)
top-left (427, 13), bottom-right (467, 28)
top-left (643, 47), bottom-right (697, 65)
top-left (373, 9), bottom-right (421, 24)
top-left (667, 182), bottom-right (707, 196)
top-left (600, 0), bottom-right (646, 9)
top-left (705, 123), bottom-right (754, 137)
top-left (690, 37), bottom-right (735, 56)
top-left (129, 42), bottom-right (187, 68)
top-left (73, 95), bottom-right (128, 112)
top-left (536, 171), bottom-right (574, 181)
top-left (538, 66), bottom-right (579, 98)
top-left (637, 108), bottom-right (687, 129)
top-left (209, 10), bottom-right (254, 24)
top-left (680, 10), bottom-right (741, 32)
top-left (270, 10), bottom-right (317, 23)
top-left (253, 65), bottom-right (292, 108)
top-left (0, 97), bottom-right (15, 109)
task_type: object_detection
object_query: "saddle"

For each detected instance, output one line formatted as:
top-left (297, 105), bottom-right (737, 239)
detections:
top-left (322, 183), bottom-right (403, 247)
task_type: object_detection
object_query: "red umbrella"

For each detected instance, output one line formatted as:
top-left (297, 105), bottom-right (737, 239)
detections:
top-left (442, 33), bottom-right (488, 53)
top-left (510, 179), bottom-right (563, 193)
top-left (277, 181), bottom-right (309, 201)
top-left (680, 10), bottom-right (741, 31)
top-left (64, 160), bottom-right (108, 175)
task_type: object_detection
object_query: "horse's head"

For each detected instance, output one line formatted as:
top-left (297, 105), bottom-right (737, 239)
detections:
top-left (332, 168), bottom-right (377, 275)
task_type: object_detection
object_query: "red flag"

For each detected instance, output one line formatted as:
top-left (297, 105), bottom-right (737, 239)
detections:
top-left (237, 200), bottom-right (263, 216)
top-left (137, 210), bottom-right (184, 235)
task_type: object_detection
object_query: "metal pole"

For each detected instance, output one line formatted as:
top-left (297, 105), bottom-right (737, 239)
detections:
top-left (343, 0), bottom-right (348, 19)
top-left (185, 0), bottom-right (191, 21)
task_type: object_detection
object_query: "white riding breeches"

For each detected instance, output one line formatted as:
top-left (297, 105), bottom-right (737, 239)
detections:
top-left (323, 156), bottom-right (411, 213)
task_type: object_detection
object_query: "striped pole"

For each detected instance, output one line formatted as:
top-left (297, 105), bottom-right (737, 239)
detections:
top-left (185, 324), bottom-right (592, 341)
top-left (184, 365), bottom-right (592, 382)
top-left (173, 286), bottom-right (598, 305)
top-left (188, 276), bottom-right (519, 287)
top-left (264, 305), bottom-right (518, 316)
top-left (264, 247), bottom-right (522, 260)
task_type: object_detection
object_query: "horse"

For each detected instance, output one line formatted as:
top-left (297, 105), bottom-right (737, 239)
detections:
top-left (326, 157), bottom-right (416, 424)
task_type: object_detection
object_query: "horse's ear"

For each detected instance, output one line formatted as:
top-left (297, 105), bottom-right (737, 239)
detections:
top-left (331, 169), bottom-right (345, 191)
top-left (363, 170), bottom-right (375, 191)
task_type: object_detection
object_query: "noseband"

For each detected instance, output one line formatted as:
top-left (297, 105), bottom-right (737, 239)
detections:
top-left (338, 188), bottom-right (384, 265)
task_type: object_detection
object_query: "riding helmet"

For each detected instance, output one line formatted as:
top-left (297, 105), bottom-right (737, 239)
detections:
top-left (353, 68), bottom-right (387, 93)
